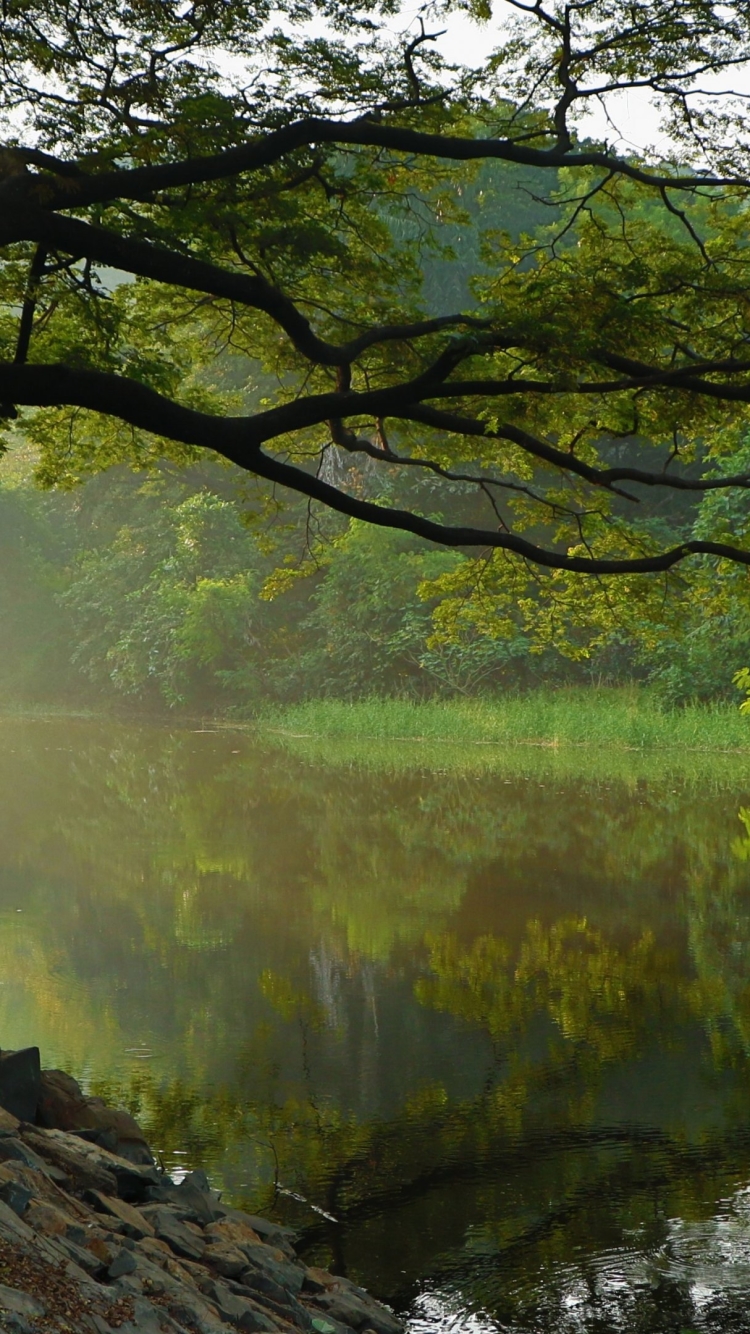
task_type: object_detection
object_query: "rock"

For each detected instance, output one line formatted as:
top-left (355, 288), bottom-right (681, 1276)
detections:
top-left (219, 1211), bottom-right (297, 1258)
top-left (0, 1180), bottom-right (31, 1218)
top-left (0, 1135), bottom-right (63, 1178)
top-left (109, 1247), bottom-right (139, 1279)
top-left (23, 1198), bottom-right (75, 1237)
top-left (113, 1294), bottom-right (195, 1334)
top-left (141, 1206), bottom-right (206, 1263)
top-left (303, 1268), bottom-right (338, 1295)
top-left (0, 1049), bottom-right (41, 1124)
top-left (309, 1291), bottom-right (402, 1334)
top-left (203, 1242), bottom-right (250, 1279)
top-left (0, 1107), bottom-right (20, 1135)
top-left (237, 1270), bottom-right (312, 1329)
top-left (0, 1066), bottom-right (404, 1334)
top-left (202, 1278), bottom-right (284, 1331)
top-left (37, 1069), bottom-right (154, 1165)
top-left (0, 1282), bottom-right (45, 1318)
top-left (86, 1233), bottom-right (116, 1266)
top-left (137, 1235), bottom-right (174, 1264)
top-left (308, 1318), bottom-right (356, 1334)
top-left (241, 1244), bottom-right (306, 1296)
top-left (205, 1218), bottom-right (261, 1248)
top-left (82, 1189), bottom-right (156, 1239)
top-left (156, 1172), bottom-right (223, 1224)
top-left (22, 1126), bottom-right (159, 1200)
top-left (0, 1197), bottom-right (35, 1244)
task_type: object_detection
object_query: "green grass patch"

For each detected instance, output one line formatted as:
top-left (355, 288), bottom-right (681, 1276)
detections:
top-left (260, 689), bottom-right (750, 761)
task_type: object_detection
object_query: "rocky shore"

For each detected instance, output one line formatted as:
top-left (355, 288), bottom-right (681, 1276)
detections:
top-left (0, 1048), bottom-right (403, 1334)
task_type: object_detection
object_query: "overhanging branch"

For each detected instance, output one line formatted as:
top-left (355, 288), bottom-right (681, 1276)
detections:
top-left (2, 360), bottom-right (750, 576)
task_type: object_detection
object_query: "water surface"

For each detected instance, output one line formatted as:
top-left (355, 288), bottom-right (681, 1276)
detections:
top-left (2, 718), bottom-right (750, 1332)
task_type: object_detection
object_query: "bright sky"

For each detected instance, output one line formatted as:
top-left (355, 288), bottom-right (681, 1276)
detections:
top-left (388, 2), bottom-right (732, 160)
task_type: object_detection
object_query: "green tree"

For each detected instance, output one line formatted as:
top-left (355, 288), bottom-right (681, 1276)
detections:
top-left (3, 0), bottom-right (750, 628)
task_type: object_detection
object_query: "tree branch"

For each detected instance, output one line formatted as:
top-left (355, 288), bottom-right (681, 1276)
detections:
top-left (2, 360), bottom-right (749, 575)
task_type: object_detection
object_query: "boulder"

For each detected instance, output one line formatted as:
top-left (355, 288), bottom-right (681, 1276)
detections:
top-left (22, 1126), bottom-right (159, 1201)
top-left (141, 1205), bottom-right (206, 1263)
top-left (203, 1241), bottom-right (249, 1279)
top-left (36, 1069), bottom-right (153, 1164)
top-left (82, 1189), bottom-right (156, 1239)
top-left (0, 1049), bottom-right (41, 1124)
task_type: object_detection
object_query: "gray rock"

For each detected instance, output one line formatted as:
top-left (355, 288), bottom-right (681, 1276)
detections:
top-left (0, 1180), bottom-right (31, 1217)
top-left (241, 1244), bottom-right (305, 1295)
top-left (219, 1210), bottom-right (297, 1258)
top-left (82, 1188), bottom-right (156, 1239)
top-left (19, 1128), bottom-right (116, 1194)
top-left (236, 1270), bottom-right (312, 1328)
top-left (310, 1291), bottom-right (403, 1334)
top-left (0, 1137), bottom-right (56, 1176)
top-left (141, 1205), bottom-right (206, 1262)
top-left (0, 1197), bottom-right (34, 1243)
top-left (108, 1248), bottom-right (139, 1279)
top-left (0, 1048), bottom-right (41, 1123)
top-left (107, 1294), bottom-right (194, 1334)
top-left (0, 1283), bottom-right (45, 1318)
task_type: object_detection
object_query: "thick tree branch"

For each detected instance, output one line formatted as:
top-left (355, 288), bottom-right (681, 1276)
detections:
top-left (2, 360), bottom-right (749, 575)
top-left (11, 116), bottom-right (750, 215)
top-left (402, 405), bottom-right (750, 493)
top-left (2, 204), bottom-right (494, 370)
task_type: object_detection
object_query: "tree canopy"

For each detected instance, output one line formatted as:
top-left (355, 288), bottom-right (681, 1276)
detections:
top-left (4, 0), bottom-right (750, 586)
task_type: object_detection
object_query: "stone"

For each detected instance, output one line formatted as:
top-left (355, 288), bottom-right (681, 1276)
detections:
top-left (86, 1234), bottom-right (116, 1266)
top-left (203, 1241), bottom-right (249, 1279)
top-left (204, 1218), bottom-right (261, 1248)
top-left (226, 1211), bottom-right (297, 1258)
top-left (0, 1107), bottom-right (20, 1135)
top-left (237, 1271), bottom-right (312, 1329)
top-left (241, 1244), bottom-right (305, 1296)
top-left (37, 1069), bottom-right (154, 1165)
top-left (303, 1268), bottom-right (338, 1294)
top-left (22, 1126), bottom-right (159, 1200)
top-left (0, 1048), bottom-right (41, 1123)
top-left (115, 1294), bottom-right (195, 1334)
top-left (23, 1198), bottom-right (75, 1237)
top-left (0, 1197), bottom-right (35, 1243)
top-left (202, 1278), bottom-right (283, 1330)
top-left (0, 1180), bottom-right (31, 1218)
top-left (20, 1127), bottom-right (117, 1194)
top-left (136, 1235), bottom-right (173, 1264)
top-left (0, 1283), bottom-right (45, 1319)
top-left (82, 1189), bottom-right (156, 1239)
top-left (109, 1248), bottom-right (139, 1279)
top-left (0, 1136), bottom-right (58, 1177)
top-left (142, 1206), bottom-right (206, 1263)
top-left (310, 1292), bottom-right (403, 1334)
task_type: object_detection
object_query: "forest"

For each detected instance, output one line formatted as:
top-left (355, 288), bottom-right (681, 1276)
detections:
top-left (1, 158), bottom-right (748, 716)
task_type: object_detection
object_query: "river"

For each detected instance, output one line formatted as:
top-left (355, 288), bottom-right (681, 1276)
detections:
top-left (1, 717), bottom-right (750, 1332)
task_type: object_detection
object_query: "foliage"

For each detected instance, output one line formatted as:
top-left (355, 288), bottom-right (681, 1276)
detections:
top-left (4, 0), bottom-right (750, 630)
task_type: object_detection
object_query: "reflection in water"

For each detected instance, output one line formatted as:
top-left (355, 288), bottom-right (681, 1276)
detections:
top-left (0, 720), bottom-right (750, 1330)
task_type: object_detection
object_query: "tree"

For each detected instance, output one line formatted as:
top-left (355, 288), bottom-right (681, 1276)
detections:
top-left (4, 0), bottom-right (750, 593)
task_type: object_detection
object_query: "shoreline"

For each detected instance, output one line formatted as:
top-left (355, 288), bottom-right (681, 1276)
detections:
top-left (0, 1049), bottom-right (403, 1334)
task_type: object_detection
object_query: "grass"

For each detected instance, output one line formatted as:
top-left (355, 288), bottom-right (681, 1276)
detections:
top-left (260, 689), bottom-right (750, 755)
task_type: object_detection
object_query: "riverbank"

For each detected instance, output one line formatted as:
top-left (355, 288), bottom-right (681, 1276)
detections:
top-left (259, 689), bottom-right (750, 754)
top-left (0, 1049), bottom-right (402, 1334)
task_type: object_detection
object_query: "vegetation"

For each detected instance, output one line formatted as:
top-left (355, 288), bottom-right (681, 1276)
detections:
top-left (0, 443), bottom-right (748, 714)
top-left (261, 691), bottom-right (750, 754)
top-left (5, 0), bottom-right (750, 641)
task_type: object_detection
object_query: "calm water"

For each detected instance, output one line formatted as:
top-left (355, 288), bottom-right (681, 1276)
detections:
top-left (2, 719), bottom-right (750, 1332)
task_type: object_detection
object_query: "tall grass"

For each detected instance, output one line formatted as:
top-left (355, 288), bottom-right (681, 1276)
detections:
top-left (260, 688), bottom-right (750, 754)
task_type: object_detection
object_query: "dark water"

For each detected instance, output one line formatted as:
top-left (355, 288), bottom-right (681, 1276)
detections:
top-left (2, 719), bottom-right (750, 1332)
